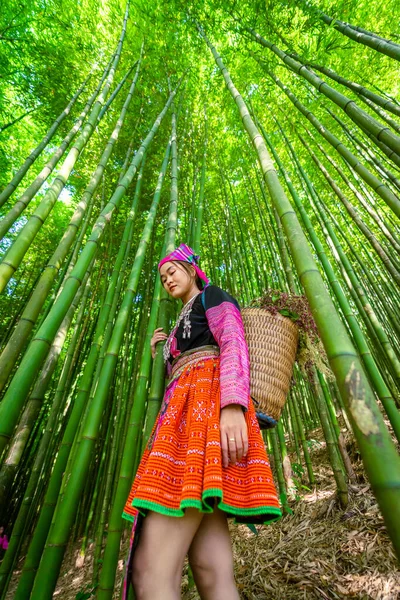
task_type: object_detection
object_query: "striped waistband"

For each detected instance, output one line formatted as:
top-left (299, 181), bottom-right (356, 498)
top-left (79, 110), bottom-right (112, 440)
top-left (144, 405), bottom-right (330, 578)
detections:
top-left (168, 345), bottom-right (220, 384)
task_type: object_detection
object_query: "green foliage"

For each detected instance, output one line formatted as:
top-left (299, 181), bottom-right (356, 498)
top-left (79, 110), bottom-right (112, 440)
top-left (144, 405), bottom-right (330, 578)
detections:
top-left (0, 0), bottom-right (117, 187)
top-left (75, 581), bottom-right (98, 599)
top-left (291, 461), bottom-right (305, 478)
top-left (0, 0), bottom-right (400, 590)
top-left (290, 462), bottom-right (312, 500)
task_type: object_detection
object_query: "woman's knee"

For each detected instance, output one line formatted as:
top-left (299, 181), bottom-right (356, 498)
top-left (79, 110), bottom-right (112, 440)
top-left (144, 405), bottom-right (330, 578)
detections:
top-left (131, 550), bottom-right (149, 597)
top-left (131, 508), bottom-right (204, 596)
top-left (188, 549), bottom-right (235, 590)
top-left (131, 548), bottom-right (181, 596)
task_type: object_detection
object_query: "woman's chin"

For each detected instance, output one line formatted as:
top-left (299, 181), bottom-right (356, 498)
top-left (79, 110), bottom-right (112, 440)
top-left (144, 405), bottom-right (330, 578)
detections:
top-left (169, 287), bottom-right (181, 297)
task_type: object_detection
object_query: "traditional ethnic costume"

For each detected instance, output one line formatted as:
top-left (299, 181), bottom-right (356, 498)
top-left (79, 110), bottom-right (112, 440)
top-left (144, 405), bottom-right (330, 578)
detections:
top-left (121, 244), bottom-right (281, 599)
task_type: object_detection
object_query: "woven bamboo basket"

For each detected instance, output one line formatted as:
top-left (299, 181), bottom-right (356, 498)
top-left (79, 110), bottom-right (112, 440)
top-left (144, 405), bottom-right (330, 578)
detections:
top-left (241, 308), bottom-right (299, 423)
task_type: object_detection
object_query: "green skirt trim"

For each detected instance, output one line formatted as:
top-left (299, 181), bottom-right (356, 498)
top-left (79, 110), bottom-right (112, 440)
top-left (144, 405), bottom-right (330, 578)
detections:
top-left (122, 487), bottom-right (282, 525)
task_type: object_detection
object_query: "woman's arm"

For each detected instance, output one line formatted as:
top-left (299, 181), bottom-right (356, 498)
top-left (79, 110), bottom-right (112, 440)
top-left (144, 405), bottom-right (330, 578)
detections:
top-left (203, 286), bottom-right (250, 411)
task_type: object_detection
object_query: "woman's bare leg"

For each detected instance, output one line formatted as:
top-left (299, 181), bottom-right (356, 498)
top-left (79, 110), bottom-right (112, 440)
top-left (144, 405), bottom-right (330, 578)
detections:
top-left (188, 505), bottom-right (240, 600)
top-left (132, 507), bottom-right (204, 600)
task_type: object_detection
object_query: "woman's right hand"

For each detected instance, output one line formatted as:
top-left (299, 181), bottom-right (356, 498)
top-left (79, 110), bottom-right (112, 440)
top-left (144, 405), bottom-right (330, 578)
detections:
top-left (150, 327), bottom-right (168, 359)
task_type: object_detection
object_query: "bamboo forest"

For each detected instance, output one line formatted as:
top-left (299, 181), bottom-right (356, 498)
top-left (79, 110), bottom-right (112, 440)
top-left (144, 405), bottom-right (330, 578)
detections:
top-left (1, 0), bottom-right (400, 597)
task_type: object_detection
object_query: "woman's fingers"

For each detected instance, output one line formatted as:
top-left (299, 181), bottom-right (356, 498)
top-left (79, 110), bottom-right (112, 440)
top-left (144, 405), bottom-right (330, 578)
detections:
top-left (154, 334), bottom-right (168, 342)
top-left (235, 438), bottom-right (243, 462)
top-left (226, 427), bottom-right (248, 464)
top-left (220, 406), bottom-right (249, 467)
top-left (234, 428), bottom-right (246, 462)
top-left (237, 421), bottom-right (248, 462)
top-left (151, 333), bottom-right (168, 345)
top-left (150, 330), bottom-right (168, 359)
top-left (242, 428), bottom-right (249, 459)
top-left (228, 437), bottom-right (237, 465)
top-left (221, 433), bottom-right (229, 468)
top-left (151, 328), bottom-right (164, 340)
top-left (222, 430), bottom-right (243, 466)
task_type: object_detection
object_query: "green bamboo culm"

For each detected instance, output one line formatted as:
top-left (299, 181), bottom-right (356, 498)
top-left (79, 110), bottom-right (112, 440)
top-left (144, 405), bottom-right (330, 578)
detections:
top-left (5, 158), bottom-right (147, 600)
top-left (0, 52), bottom-right (142, 396)
top-left (96, 137), bottom-right (173, 600)
top-left (0, 2), bottom-right (130, 294)
top-left (27, 82), bottom-right (182, 599)
top-left (244, 24), bottom-right (400, 157)
top-left (259, 119), bottom-right (400, 443)
top-left (0, 261), bottom-right (95, 518)
top-left (192, 106), bottom-right (207, 254)
top-left (0, 56), bottom-right (113, 235)
top-left (142, 92), bottom-right (180, 446)
top-left (0, 80), bottom-right (181, 464)
top-left (252, 57), bottom-right (400, 220)
top-left (312, 7), bottom-right (400, 61)
top-left (0, 73), bottom-right (91, 208)
top-left (197, 22), bottom-right (400, 560)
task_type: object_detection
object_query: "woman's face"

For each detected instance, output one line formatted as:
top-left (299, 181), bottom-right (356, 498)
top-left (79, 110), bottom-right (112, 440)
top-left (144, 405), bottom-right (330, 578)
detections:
top-left (159, 261), bottom-right (195, 299)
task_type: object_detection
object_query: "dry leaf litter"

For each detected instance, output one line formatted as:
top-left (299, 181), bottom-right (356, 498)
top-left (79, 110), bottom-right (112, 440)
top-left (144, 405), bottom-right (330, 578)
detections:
top-left (4, 427), bottom-right (399, 599)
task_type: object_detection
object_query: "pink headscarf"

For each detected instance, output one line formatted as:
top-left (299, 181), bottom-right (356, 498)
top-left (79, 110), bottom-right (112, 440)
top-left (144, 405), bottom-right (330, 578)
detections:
top-left (158, 243), bottom-right (210, 287)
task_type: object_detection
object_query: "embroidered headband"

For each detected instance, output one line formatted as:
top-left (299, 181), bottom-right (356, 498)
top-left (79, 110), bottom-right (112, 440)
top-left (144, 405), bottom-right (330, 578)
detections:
top-left (158, 243), bottom-right (210, 287)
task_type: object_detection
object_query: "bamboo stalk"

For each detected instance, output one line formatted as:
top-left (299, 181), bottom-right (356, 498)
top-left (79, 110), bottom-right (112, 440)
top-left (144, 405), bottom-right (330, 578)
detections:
top-left (254, 59), bottom-right (400, 218)
top-left (198, 25), bottom-right (400, 558)
top-left (0, 55), bottom-right (142, 394)
top-left (0, 4), bottom-right (130, 293)
top-left (0, 81), bottom-right (180, 462)
top-left (97, 137), bottom-right (173, 600)
top-left (0, 73), bottom-right (91, 207)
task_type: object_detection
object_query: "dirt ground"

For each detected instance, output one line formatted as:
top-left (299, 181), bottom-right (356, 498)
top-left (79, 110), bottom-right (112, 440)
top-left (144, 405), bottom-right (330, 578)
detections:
top-left (5, 429), bottom-right (400, 599)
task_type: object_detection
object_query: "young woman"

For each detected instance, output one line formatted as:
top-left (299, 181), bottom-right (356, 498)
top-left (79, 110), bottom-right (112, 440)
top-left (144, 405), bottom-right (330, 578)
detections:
top-left (121, 243), bottom-right (281, 600)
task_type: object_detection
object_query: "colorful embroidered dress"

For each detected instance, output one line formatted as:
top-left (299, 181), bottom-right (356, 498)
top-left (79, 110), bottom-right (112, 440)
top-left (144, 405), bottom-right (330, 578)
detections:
top-left (122, 284), bottom-right (281, 600)
top-left (120, 284), bottom-right (281, 599)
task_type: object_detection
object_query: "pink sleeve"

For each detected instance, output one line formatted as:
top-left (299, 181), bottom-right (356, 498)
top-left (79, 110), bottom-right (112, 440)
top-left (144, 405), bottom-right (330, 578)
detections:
top-left (205, 296), bottom-right (250, 411)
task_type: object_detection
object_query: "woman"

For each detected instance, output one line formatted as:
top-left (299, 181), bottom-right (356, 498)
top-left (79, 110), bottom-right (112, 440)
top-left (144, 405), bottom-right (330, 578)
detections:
top-left (121, 243), bottom-right (281, 600)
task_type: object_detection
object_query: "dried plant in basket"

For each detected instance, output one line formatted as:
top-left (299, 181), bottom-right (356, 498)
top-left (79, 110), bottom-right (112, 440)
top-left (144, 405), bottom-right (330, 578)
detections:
top-left (241, 289), bottom-right (333, 429)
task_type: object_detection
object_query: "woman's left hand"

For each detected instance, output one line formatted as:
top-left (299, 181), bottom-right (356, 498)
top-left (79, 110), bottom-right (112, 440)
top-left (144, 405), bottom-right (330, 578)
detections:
top-left (220, 405), bottom-right (248, 468)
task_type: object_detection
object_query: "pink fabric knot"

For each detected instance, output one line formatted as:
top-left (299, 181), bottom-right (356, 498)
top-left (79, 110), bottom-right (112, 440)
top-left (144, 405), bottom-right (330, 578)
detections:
top-left (158, 243), bottom-right (210, 287)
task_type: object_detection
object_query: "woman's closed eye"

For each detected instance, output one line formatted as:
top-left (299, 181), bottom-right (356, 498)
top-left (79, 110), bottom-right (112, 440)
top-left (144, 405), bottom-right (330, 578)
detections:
top-left (162, 270), bottom-right (175, 283)
top-left (162, 276), bottom-right (169, 283)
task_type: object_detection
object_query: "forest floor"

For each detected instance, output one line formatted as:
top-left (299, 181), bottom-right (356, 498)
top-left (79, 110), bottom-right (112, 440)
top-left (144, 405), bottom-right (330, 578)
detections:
top-left (5, 427), bottom-right (400, 600)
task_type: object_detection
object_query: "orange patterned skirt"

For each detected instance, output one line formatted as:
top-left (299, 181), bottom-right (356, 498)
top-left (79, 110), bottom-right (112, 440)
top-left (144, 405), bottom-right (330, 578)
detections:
top-left (122, 350), bottom-right (281, 525)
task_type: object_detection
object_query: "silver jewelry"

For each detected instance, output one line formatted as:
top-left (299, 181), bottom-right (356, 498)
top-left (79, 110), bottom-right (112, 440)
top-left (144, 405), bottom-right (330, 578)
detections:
top-left (163, 292), bottom-right (201, 362)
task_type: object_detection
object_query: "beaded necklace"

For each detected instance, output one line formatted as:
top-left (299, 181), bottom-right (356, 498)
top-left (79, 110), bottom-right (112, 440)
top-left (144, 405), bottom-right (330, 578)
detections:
top-left (163, 291), bottom-right (202, 362)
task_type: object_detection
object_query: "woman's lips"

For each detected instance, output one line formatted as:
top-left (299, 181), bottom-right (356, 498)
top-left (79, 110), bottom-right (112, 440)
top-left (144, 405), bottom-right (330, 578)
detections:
top-left (170, 285), bottom-right (177, 291)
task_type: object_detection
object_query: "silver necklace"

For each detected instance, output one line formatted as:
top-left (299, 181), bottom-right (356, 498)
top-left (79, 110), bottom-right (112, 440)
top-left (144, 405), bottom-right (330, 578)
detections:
top-left (163, 291), bottom-right (202, 362)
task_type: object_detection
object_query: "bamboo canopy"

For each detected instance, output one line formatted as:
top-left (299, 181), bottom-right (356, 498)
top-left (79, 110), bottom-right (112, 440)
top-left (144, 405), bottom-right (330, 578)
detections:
top-left (0, 0), bottom-right (399, 597)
